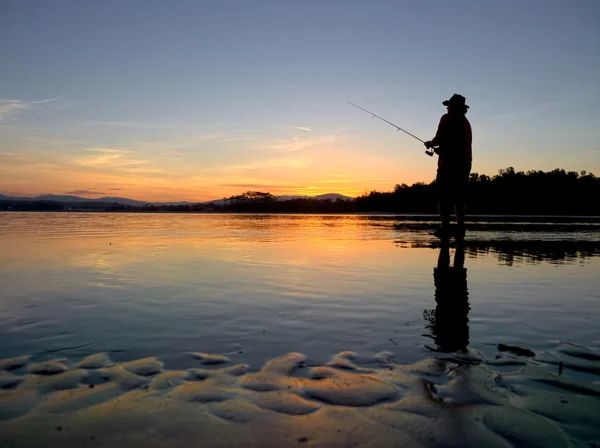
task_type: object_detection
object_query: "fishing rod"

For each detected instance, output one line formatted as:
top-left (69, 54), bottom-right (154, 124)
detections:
top-left (347, 102), bottom-right (435, 156)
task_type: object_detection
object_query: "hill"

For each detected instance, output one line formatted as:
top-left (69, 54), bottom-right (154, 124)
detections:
top-left (0, 193), bottom-right (352, 207)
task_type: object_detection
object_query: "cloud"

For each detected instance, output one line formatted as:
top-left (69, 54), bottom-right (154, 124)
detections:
top-left (291, 126), bottom-right (311, 132)
top-left (159, 149), bottom-right (186, 160)
top-left (76, 153), bottom-right (125, 166)
top-left (81, 120), bottom-right (182, 129)
top-left (29, 97), bottom-right (62, 105)
top-left (0, 151), bottom-right (21, 158)
top-left (84, 148), bottom-right (134, 154)
top-left (0, 102), bottom-right (28, 121)
top-left (267, 134), bottom-right (338, 153)
top-left (110, 188), bottom-right (123, 191)
top-left (226, 158), bottom-right (312, 171)
top-left (317, 177), bottom-right (389, 184)
top-left (76, 148), bottom-right (146, 167)
top-left (218, 183), bottom-right (300, 189)
top-left (0, 151), bottom-right (29, 162)
top-left (64, 190), bottom-right (106, 195)
top-left (117, 167), bottom-right (165, 174)
top-left (0, 97), bottom-right (61, 122)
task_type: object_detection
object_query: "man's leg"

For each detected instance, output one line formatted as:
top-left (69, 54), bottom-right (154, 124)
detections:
top-left (453, 162), bottom-right (471, 235)
top-left (455, 202), bottom-right (465, 227)
top-left (436, 167), bottom-right (451, 232)
top-left (439, 199), bottom-right (452, 229)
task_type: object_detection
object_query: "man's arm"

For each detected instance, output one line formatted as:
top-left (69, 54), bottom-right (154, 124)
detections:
top-left (431, 115), bottom-right (448, 147)
top-left (425, 115), bottom-right (448, 151)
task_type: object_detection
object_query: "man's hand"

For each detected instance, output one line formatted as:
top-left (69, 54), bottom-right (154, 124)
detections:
top-left (424, 141), bottom-right (434, 149)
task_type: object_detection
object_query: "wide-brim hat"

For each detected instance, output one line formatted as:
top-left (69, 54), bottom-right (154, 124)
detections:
top-left (443, 94), bottom-right (469, 109)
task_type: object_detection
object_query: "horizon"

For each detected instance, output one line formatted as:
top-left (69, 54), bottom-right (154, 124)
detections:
top-left (0, 190), bottom-right (354, 203)
top-left (2, 165), bottom-right (595, 204)
top-left (2, 1), bottom-right (599, 202)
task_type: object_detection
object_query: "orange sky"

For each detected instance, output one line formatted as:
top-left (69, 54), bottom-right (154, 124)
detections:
top-left (1, 123), bottom-right (438, 201)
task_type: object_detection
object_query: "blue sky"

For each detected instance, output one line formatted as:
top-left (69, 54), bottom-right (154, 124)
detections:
top-left (1, 0), bottom-right (599, 200)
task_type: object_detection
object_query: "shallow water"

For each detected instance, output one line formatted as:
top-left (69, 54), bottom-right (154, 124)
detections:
top-left (1, 213), bottom-right (599, 365)
top-left (1, 212), bottom-right (599, 447)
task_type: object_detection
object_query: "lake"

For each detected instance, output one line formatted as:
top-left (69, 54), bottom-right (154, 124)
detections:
top-left (1, 212), bottom-right (599, 447)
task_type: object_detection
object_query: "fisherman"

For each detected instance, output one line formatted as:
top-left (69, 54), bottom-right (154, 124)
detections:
top-left (424, 94), bottom-right (472, 239)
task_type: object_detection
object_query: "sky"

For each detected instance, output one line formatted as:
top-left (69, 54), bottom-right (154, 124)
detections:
top-left (1, 0), bottom-right (599, 201)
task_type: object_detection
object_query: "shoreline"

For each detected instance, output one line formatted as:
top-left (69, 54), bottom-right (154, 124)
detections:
top-left (1, 345), bottom-right (599, 447)
top-left (2, 210), bottom-right (600, 221)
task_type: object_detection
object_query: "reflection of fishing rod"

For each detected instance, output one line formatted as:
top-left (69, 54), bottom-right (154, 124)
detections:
top-left (347, 102), bottom-right (434, 156)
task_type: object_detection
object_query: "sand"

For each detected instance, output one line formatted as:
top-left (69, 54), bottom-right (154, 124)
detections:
top-left (1, 346), bottom-right (599, 447)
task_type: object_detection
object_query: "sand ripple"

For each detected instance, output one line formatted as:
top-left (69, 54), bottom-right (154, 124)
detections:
top-left (0, 344), bottom-right (599, 447)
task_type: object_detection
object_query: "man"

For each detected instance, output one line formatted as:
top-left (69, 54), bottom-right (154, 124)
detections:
top-left (424, 94), bottom-right (472, 239)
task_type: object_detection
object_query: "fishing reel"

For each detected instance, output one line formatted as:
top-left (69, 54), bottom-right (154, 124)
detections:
top-left (425, 147), bottom-right (437, 157)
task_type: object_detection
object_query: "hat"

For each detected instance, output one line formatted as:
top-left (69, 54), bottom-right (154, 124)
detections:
top-left (442, 94), bottom-right (469, 109)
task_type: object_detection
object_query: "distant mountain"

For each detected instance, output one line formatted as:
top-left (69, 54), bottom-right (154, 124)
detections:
top-left (0, 193), bottom-right (34, 201)
top-left (154, 201), bottom-right (191, 206)
top-left (1, 192), bottom-right (353, 207)
top-left (314, 193), bottom-right (353, 201)
top-left (204, 193), bottom-right (353, 205)
top-left (0, 193), bottom-right (191, 206)
top-left (1, 194), bottom-right (149, 206)
top-left (93, 196), bottom-right (148, 206)
top-left (276, 193), bottom-right (353, 201)
top-left (33, 194), bottom-right (104, 203)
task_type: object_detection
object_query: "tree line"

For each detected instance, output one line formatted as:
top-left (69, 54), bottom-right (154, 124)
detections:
top-left (355, 168), bottom-right (600, 215)
top-left (2, 168), bottom-right (598, 215)
top-left (213, 168), bottom-right (599, 215)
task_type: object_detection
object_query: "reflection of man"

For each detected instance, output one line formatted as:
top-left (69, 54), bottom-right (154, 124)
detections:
top-left (425, 242), bottom-right (470, 352)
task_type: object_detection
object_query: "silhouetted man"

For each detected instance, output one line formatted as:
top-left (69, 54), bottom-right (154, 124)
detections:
top-left (425, 242), bottom-right (470, 353)
top-left (424, 94), bottom-right (472, 239)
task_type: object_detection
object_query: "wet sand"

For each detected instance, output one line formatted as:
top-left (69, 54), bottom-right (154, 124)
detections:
top-left (1, 345), bottom-right (599, 447)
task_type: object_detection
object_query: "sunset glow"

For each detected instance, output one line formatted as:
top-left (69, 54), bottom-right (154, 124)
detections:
top-left (2, 1), bottom-right (598, 202)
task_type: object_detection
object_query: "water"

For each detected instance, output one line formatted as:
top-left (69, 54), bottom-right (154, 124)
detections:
top-left (1, 212), bottom-right (598, 366)
top-left (1, 213), bottom-right (599, 447)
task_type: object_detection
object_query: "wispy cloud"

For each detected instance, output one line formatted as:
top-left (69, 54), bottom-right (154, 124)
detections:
top-left (226, 158), bottom-right (312, 171)
top-left (0, 151), bottom-right (29, 162)
top-left (84, 148), bottom-right (134, 154)
top-left (0, 151), bottom-right (22, 158)
top-left (267, 134), bottom-right (339, 153)
top-left (223, 137), bottom-right (246, 142)
top-left (110, 188), bottom-right (123, 191)
top-left (76, 154), bottom-right (125, 166)
top-left (195, 157), bottom-right (313, 179)
top-left (291, 126), bottom-right (311, 132)
top-left (159, 149), bottom-right (186, 160)
top-left (76, 148), bottom-right (146, 167)
top-left (0, 97), bottom-right (61, 123)
top-left (317, 177), bottom-right (389, 184)
top-left (29, 98), bottom-right (62, 105)
top-left (218, 183), bottom-right (300, 189)
top-left (118, 167), bottom-right (166, 174)
top-left (81, 120), bottom-right (181, 129)
top-left (64, 189), bottom-right (106, 195)
top-left (0, 102), bottom-right (28, 122)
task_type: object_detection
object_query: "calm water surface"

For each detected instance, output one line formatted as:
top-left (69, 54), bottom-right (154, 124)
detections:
top-left (1, 212), bottom-right (599, 369)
